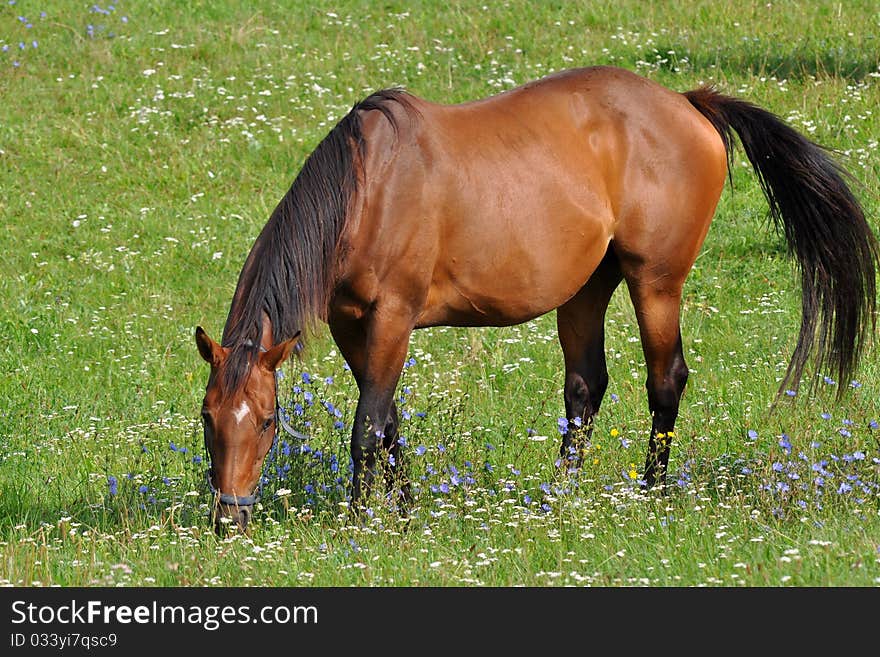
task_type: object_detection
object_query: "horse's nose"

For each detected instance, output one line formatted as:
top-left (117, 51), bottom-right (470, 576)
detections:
top-left (214, 502), bottom-right (252, 534)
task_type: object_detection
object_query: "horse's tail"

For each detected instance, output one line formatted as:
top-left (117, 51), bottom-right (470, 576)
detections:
top-left (684, 86), bottom-right (878, 398)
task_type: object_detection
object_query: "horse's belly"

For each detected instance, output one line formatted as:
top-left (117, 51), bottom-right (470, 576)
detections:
top-left (415, 228), bottom-right (611, 328)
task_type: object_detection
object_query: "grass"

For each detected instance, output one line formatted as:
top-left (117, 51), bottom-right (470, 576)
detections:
top-left (1, 0), bottom-right (879, 587)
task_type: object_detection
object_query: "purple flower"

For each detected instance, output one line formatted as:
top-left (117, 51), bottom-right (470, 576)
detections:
top-left (556, 417), bottom-right (569, 435)
top-left (747, 429), bottom-right (758, 440)
top-left (138, 485), bottom-right (148, 494)
top-left (414, 445), bottom-right (427, 456)
top-left (778, 434), bottom-right (791, 454)
top-left (107, 475), bottom-right (118, 496)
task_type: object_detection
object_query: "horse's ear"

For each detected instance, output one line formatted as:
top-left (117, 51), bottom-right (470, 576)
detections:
top-left (260, 331), bottom-right (301, 371)
top-left (195, 326), bottom-right (225, 366)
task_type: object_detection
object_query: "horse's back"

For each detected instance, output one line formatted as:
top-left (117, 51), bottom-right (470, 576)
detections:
top-left (337, 66), bottom-right (728, 328)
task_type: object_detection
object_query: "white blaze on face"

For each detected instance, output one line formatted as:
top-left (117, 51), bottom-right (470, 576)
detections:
top-left (232, 399), bottom-right (251, 426)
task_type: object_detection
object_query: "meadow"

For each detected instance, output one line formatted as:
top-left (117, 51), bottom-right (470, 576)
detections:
top-left (1, 0), bottom-right (879, 587)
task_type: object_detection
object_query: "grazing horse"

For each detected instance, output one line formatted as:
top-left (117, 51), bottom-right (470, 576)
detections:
top-left (196, 66), bottom-right (878, 532)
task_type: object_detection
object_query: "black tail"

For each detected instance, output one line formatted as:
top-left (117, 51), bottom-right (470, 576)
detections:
top-left (685, 87), bottom-right (878, 397)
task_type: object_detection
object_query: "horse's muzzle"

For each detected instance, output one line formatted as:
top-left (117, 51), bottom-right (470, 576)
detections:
top-left (214, 502), bottom-right (253, 534)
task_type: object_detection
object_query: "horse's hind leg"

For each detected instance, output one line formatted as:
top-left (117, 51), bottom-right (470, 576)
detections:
top-left (556, 250), bottom-right (623, 464)
top-left (621, 271), bottom-right (690, 489)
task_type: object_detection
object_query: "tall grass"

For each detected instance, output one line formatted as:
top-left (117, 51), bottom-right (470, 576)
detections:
top-left (1, 0), bottom-right (878, 586)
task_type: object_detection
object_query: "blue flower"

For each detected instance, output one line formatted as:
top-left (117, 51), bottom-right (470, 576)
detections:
top-left (747, 429), bottom-right (758, 440)
top-left (414, 445), bottom-right (427, 456)
top-left (301, 372), bottom-right (312, 384)
top-left (138, 484), bottom-right (148, 494)
top-left (107, 475), bottom-right (118, 496)
top-left (820, 412), bottom-right (832, 420)
top-left (556, 417), bottom-right (569, 435)
top-left (850, 380), bottom-right (862, 388)
top-left (785, 389), bottom-right (796, 397)
top-left (778, 434), bottom-right (791, 454)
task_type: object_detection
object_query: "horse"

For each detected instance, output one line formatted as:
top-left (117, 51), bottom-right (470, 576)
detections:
top-left (195, 65), bottom-right (878, 532)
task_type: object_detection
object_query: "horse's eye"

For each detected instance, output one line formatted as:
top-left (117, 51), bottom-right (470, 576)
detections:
top-left (262, 416), bottom-right (274, 432)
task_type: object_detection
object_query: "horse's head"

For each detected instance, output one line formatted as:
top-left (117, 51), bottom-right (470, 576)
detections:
top-left (195, 326), bottom-right (299, 534)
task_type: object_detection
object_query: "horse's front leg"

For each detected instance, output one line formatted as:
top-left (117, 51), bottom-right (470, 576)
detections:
top-left (330, 308), bottom-right (413, 515)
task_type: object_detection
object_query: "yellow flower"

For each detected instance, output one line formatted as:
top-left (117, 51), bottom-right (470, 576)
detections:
top-left (610, 428), bottom-right (619, 437)
top-left (593, 458), bottom-right (599, 465)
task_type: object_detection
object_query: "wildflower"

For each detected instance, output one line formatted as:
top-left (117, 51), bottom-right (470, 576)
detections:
top-left (107, 475), bottom-right (118, 496)
top-left (415, 445), bottom-right (427, 456)
top-left (301, 372), bottom-right (312, 384)
top-left (820, 412), bottom-right (832, 420)
top-left (610, 428), bottom-right (619, 437)
top-left (138, 485), bottom-right (148, 494)
top-left (557, 417), bottom-right (569, 435)
top-left (747, 429), bottom-right (758, 440)
top-left (785, 389), bottom-right (796, 397)
top-left (778, 434), bottom-right (791, 454)
top-left (610, 393), bottom-right (619, 402)
top-left (627, 464), bottom-right (638, 480)
top-left (850, 380), bottom-right (862, 388)
top-left (169, 442), bottom-right (178, 452)
top-left (192, 455), bottom-right (202, 465)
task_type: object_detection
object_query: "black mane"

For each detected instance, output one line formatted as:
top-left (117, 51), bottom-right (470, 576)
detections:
top-left (218, 88), bottom-right (414, 394)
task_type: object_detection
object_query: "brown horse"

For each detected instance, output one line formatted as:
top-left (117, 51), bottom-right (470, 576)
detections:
top-left (196, 66), bottom-right (878, 532)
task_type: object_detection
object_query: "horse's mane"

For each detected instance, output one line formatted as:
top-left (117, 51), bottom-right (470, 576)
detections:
top-left (218, 88), bottom-right (414, 395)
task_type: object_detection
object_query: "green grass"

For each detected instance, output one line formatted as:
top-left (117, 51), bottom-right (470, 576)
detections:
top-left (1, 0), bottom-right (879, 586)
